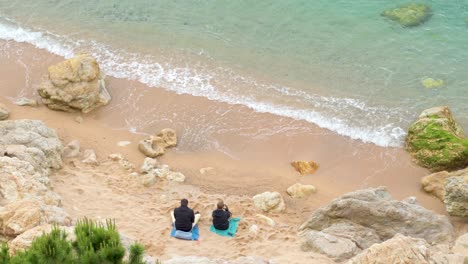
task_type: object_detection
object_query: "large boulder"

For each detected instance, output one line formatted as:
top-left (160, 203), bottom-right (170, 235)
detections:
top-left (347, 234), bottom-right (460, 264)
top-left (406, 106), bottom-right (468, 171)
top-left (37, 54), bottom-right (111, 113)
top-left (444, 175), bottom-right (468, 217)
top-left (381, 3), bottom-right (432, 27)
top-left (0, 103), bottom-right (9, 120)
top-left (421, 167), bottom-right (468, 201)
top-left (252, 192), bottom-right (285, 213)
top-left (299, 187), bottom-right (453, 261)
top-left (138, 128), bottom-right (177, 158)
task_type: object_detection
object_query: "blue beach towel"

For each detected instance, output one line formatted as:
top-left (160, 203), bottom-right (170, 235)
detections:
top-left (209, 217), bottom-right (241, 237)
top-left (170, 224), bottom-right (200, 240)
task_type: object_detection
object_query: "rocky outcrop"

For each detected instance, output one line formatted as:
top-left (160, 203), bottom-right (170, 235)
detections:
top-left (422, 167), bottom-right (468, 201)
top-left (0, 120), bottom-right (70, 238)
top-left (252, 192), bottom-right (285, 213)
top-left (299, 187), bottom-right (453, 261)
top-left (287, 183), bottom-right (316, 198)
top-left (37, 54), bottom-right (111, 113)
top-left (0, 103), bottom-right (9, 120)
top-left (381, 3), bottom-right (432, 27)
top-left (347, 234), bottom-right (460, 264)
top-left (406, 106), bottom-right (468, 171)
top-left (138, 129), bottom-right (177, 158)
top-left (444, 175), bottom-right (468, 217)
top-left (291, 161), bottom-right (319, 175)
top-left (139, 159), bottom-right (185, 185)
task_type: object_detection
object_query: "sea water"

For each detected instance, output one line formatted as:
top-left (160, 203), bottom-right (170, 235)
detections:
top-left (0, 0), bottom-right (467, 147)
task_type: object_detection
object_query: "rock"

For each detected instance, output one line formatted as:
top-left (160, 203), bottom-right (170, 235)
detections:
top-left (74, 116), bottom-right (83, 124)
top-left (0, 103), bottom-right (9, 120)
top-left (140, 174), bottom-right (157, 187)
top-left (444, 175), bottom-right (468, 217)
top-left (141, 157), bottom-right (158, 174)
top-left (81, 149), bottom-right (98, 165)
top-left (406, 106), bottom-right (468, 171)
top-left (108, 153), bottom-right (135, 171)
top-left (8, 224), bottom-right (75, 255)
top-left (249, 224), bottom-right (259, 235)
top-left (138, 128), bottom-right (177, 158)
top-left (287, 183), bottom-right (316, 198)
top-left (62, 140), bottom-right (80, 159)
top-left (37, 54), bottom-right (111, 113)
top-left (421, 167), bottom-right (468, 201)
top-left (301, 231), bottom-right (359, 262)
top-left (256, 214), bottom-right (275, 227)
top-left (422, 78), bottom-right (444, 88)
top-left (253, 192), bottom-right (285, 213)
top-left (166, 171), bottom-right (186, 182)
top-left (291, 161), bottom-right (319, 175)
top-left (0, 120), bottom-right (63, 169)
top-left (454, 233), bottom-right (468, 256)
top-left (299, 187), bottom-right (453, 260)
top-left (14, 97), bottom-right (38, 107)
top-left (381, 3), bottom-right (432, 27)
top-left (348, 234), bottom-right (450, 264)
top-left (199, 167), bottom-right (214, 175)
top-left (117, 141), bottom-right (131, 147)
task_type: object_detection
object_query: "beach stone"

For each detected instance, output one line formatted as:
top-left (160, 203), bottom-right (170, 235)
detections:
top-left (166, 171), bottom-right (186, 182)
top-left (347, 234), bottom-right (450, 264)
top-left (200, 167), bottom-right (214, 175)
top-left (141, 157), bottom-right (158, 174)
top-left (0, 103), bottom-right (9, 120)
top-left (74, 116), bottom-right (83, 123)
top-left (444, 175), bottom-right (468, 217)
top-left (37, 54), bottom-right (111, 113)
top-left (291, 161), bottom-right (319, 175)
top-left (249, 224), bottom-right (259, 235)
top-left (15, 97), bottom-right (38, 107)
top-left (256, 214), bottom-right (276, 227)
top-left (253, 191), bottom-right (285, 213)
top-left (299, 187), bottom-right (453, 260)
top-left (422, 78), bottom-right (444, 89)
top-left (138, 128), bottom-right (177, 158)
top-left (287, 183), bottom-right (316, 198)
top-left (81, 149), bottom-right (98, 165)
top-left (62, 140), bottom-right (80, 159)
top-left (117, 141), bottom-right (131, 147)
top-left (301, 230), bottom-right (359, 262)
top-left (108, 153), bottom-right (135, 171)
top-left (422, 167), bottom-right (468, 201)
top-left (381, 3), bottom-right (432, 27)
top-left (141, 174), bottom-right (157, 187)
top-left (406, 106), bottom-right (468, 171)
top-left (454, 233), bottom-right (468, 256)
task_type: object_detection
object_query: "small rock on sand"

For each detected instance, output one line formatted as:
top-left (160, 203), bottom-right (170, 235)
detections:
top-left (291, 161), bottom-right (319, 175)
top-left (15, 97), bottom-right (38, 107)
top-left (0, 103), bottom-right (9, 120)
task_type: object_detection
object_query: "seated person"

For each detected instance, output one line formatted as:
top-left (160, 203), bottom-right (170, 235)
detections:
top-left (171, 198), bottom-right (200, 232)
top-left (212, 200), bottom-right (231, 230)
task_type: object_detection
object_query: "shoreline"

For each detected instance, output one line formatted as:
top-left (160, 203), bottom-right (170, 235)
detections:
top-left (1, 40), bottom-right (466, 262)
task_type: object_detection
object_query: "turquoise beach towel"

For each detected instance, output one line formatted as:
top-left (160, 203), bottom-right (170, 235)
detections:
top-left (170, 224), bottom-right (200, 240)
top-left (210, 217), bottom-right (240, 237)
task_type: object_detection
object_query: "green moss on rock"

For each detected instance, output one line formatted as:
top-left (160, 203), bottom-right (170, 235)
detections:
top-left (406, 106), bottom-right (468, 171)
top-left (382, 3), bottom-right (432, 27)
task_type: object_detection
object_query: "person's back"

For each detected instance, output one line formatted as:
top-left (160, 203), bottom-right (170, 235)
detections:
top-left (212, 201), bottom-right (231, 230)
top-left (172, 199), bottom-right (197, 232)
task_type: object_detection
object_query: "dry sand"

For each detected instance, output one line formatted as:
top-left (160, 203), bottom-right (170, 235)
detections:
top-left (1, 39), bottom-right (466, 263)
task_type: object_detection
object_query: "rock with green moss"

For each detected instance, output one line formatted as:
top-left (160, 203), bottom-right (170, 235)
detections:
top-left (382, 3), bottom-right (432, 27)
top-left (406, 106), bottom-right (468, 171)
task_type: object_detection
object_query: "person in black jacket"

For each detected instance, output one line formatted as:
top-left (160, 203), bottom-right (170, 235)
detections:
top-left (212, 200), bottom-right (231, 230)
top-left (171, 199), bottom-right (200, 232)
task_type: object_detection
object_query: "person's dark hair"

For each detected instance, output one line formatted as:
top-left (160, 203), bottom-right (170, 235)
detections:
top-left (181, 198), bottom-right (188, 207)
top-left (217, 200), bottom-right (224, 210)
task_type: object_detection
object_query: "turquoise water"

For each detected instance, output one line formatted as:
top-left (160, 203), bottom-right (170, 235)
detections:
top-left (0, 1), bottom-right (467, 147)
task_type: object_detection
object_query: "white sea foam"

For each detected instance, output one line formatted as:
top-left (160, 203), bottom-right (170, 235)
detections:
top-left (0, 18), bottom-right (407, 147)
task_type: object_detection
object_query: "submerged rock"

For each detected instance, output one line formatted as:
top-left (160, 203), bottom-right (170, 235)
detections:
top-left (291, 161), bottom-right (319, 175)
top-left (444, 175), bottom-right (468, 217)
top-left (381, 3), bottom-right (432, 27)
top-left (37, 54), bottom-right (111, 113)
top-left (406, 106), bottom-right (468, 171)
top-left (299, 187), bottom-right (453, 261)
top-left (138, 128), bottom-right (177, 158)
top-left (0, 103), bottom-right (9, 120)
top-left (422, 78), bottom-right (444, 88)
top-left (253, 192), bottom-right (285, 213)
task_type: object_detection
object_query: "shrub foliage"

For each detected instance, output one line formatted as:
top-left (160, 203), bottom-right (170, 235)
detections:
top-left (0, 219), bottom-right (148, 264)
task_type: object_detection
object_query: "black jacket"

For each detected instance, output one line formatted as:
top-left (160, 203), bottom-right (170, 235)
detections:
top-left (212, 209), bottom-right (231, 230)
top-left (174, 205), bottom-right (194, 232)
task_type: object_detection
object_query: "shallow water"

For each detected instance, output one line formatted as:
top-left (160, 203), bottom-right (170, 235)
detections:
top-left (0, 0), bottom-right (467, 147)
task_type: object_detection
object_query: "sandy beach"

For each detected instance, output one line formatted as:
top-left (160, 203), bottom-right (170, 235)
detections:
top-left (1, 39), bottom-right (466, 263)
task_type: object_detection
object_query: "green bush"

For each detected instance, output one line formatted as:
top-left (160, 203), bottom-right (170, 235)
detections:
top-left (0, 219), bottom-right (154, 264)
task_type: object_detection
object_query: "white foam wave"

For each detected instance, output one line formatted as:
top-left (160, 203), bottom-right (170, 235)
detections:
top-left (0, 18), bottom-right (407, 147)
